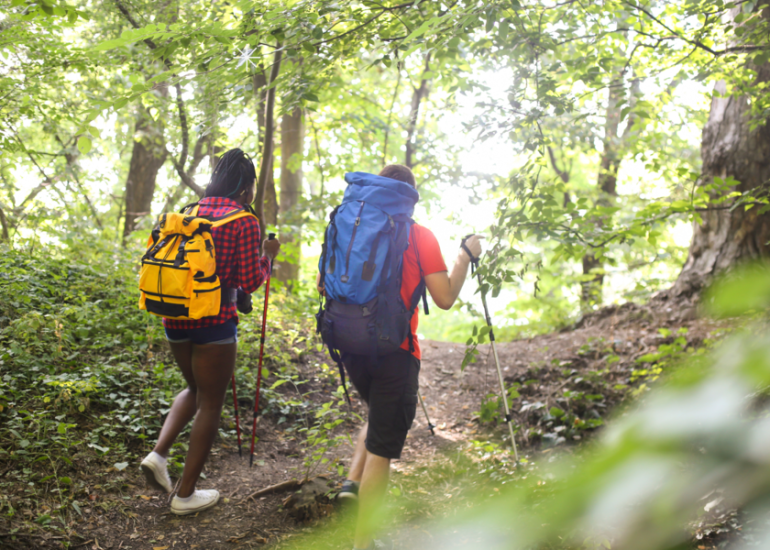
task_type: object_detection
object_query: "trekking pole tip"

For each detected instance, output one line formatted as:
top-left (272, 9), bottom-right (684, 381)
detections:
top-left (428, 423), bottom-right (436, 436)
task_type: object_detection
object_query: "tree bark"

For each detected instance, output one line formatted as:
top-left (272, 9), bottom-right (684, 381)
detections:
top-left (404, 53), bottom-right (431, 169)
top-left (254, 47), bottom-right (283, 245)
top-left (0, 204), bottom-right (9, 242)
top-left (276, 108), bottom-right (305, 286)
top-left (122, 112), bottom-right (167, 243)
top-left (672, 66), bottom-right (770, 296)
top-left (580, 83), bottom-right (624, 308)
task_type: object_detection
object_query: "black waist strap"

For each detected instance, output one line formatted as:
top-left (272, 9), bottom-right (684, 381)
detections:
top-left (221, 287), bottom-right (237, 303)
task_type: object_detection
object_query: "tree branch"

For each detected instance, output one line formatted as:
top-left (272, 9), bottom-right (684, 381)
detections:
top-left (547, 146), bottom-right (570, 183)
top-left (313, 2), bottom-right (415, 47)
top-left (382, 62), bottom-right (403, 166)
top-left (175, 83), bottom-right (189, 170)
top-left (620, 0), bottom-right (768, 56)
top-left (55, 134), bottom-right (103, 229)
top-left (405, 53), bottom-right (431, 168)
top-left (255, 44), bottom-right (284, 237)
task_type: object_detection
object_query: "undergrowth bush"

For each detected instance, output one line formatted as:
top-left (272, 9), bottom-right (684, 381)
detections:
top-left (0, 239), bottom-right (349, 533)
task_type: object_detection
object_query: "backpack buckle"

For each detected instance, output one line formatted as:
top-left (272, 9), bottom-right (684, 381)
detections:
top-left (355, 217), bottom-right (361, 226)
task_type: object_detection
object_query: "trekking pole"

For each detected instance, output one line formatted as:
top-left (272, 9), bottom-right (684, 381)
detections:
top-left (462, 236), bottom-right (519, 462)
top-left (231, 374), bottom-right (242, 456)
top-left (250, 233), bottom-right (276, 468)
top-left (417, 390), bottom-right (435, 435)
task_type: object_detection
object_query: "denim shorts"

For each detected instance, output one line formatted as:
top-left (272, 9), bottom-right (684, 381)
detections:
top-left (164, 318), bottom-right (238, 345)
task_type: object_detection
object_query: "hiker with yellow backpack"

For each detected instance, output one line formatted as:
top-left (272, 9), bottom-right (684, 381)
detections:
top-left (137, 149), bottom-right (280, 515)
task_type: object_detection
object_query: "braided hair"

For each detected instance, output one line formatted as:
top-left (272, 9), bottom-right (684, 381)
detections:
top-left (204, 148), bottom-right (257, 199)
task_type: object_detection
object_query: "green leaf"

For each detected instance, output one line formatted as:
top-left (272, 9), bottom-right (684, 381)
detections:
top-left (114, 462), bottom-right (128, 471)
top-left (549, 407), bottom-right (565, 418)
top-left (77, 136), bottom-right (92, 155)
top-left (60, 476), bottom-right (72, 485)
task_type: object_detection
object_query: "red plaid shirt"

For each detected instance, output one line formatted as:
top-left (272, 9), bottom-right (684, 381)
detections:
top-left (163, 197), bottom-right (271, 329)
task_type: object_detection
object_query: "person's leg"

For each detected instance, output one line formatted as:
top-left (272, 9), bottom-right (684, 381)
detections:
top-left (176, 342), bottom-right (237, 498)
top-left (347, 422), bottom-right (368, 483)
top-left (354, 452), bottom-right (391, 549)
top-left (341, 354), bottom-right (372, 486)
top-left (153, 341), bottom-right (197, 457)
top-left (353, 351), bottom-right (420, 547)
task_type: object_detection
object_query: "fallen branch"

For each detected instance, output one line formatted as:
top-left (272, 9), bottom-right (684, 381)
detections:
top-left (242, 478), bottom-right (300, 502)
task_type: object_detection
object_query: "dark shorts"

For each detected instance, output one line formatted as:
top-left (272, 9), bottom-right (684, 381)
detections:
top-left (343, 350), bottom-right (420, 460)
top-left (164, 318), bottom-right (238, 345)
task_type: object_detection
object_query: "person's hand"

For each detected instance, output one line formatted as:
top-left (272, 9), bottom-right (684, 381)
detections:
top-left (263, 237), bottom-right (281, 260)
top-left (236, 288), bottom-right (253, 314)
top-left (461, 234), bottom-right (483, 261)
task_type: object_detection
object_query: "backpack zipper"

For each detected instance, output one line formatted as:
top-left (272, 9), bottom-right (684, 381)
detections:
top-left (341, 201), bottom-right (365, 283)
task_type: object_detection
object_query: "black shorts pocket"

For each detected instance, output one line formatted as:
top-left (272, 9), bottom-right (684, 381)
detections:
top-left (398, 392), bottom-right (418, 432)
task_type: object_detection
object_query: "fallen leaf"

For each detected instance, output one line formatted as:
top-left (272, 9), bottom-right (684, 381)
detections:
top-left (153, 546), bottom-right (169, 550)
top-left (139, 495), bottom-right (151, 501)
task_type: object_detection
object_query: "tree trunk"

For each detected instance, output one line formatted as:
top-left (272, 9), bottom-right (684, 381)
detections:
top-left (581, 82), bottom-right (625, 308)
top-left (254, 47), bottom-right (283, 246)
top-left (0, 203), bottom-right (9, 242)
top-left (276, 108), bottom-right (305, 286)
top-left (672, 67), bottom-right (770, 296)
top-left (404, 54), bottom-right (431, 169)
top-left (122, 112), bottom-right (167, 244)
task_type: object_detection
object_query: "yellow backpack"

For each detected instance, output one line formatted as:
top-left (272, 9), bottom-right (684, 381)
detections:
top-left (138, 204), bottom-right (256, 320)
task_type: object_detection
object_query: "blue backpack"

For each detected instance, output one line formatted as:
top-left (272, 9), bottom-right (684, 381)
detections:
top-left (316, 172), bottom-right (429, 399)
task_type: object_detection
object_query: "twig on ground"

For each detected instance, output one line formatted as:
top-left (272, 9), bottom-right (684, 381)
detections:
top-left (242, 479), bottom-right (301, 502)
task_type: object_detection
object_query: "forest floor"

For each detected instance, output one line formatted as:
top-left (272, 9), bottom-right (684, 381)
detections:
top-left (3, 299), bottom-right (747, 550)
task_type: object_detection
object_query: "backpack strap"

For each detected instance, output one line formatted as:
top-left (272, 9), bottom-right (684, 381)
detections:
top-left (210, 208), bottom-right (256, 228)
top-left (413, 229), bottom-right (430, 315)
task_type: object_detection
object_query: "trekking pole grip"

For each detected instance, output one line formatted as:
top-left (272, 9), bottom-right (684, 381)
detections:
top-left (461, 234), bottom-right (480, 274)
top-left (266, 233), bottom-right (276, 273)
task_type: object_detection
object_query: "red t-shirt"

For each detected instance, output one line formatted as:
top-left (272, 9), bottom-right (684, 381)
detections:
top-left (400, 224), bottom-right (448, 359)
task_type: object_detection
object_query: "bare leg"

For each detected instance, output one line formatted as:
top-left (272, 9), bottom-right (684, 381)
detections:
top-left (153, 341), bottom-right (197, 458)
top-left (347, 422), bottom-right (368, 483)
top-left (354, 452), bottom-right (390, 549)
top-left (177, 342), bottom-right (237, 498)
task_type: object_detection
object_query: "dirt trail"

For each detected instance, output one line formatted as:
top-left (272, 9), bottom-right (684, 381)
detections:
top-left (24, 304), bottom-right (727, 550)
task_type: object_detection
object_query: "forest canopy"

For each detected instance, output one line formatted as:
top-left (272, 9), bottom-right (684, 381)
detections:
top-left (3, 0), bottom-right (770, 336)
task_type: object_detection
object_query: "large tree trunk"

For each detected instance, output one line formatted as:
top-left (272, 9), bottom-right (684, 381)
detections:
top-left (276, 108), bottom-right (305, 286)
top-left (672, 67), bottom-right (770, 296)
top-left (122, 112), bottom-right (167, 243)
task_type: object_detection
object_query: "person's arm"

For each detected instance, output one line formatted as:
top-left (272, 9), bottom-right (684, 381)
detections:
top-left (238, 217), bottom-right (281, 294)
top-left (424, 235), bottom-right (483, 310)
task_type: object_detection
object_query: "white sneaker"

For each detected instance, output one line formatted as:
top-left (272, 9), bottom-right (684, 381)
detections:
top-left (170, 489), bottom-right (220, 515)
top-left (140, 452), bottom-right (173, 493)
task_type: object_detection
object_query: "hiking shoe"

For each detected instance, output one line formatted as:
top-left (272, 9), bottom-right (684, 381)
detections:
top-left (140, 452), bottom-right (173, 493)
top-left (170, 489), bottom-right (220, 516)
top-left (337, 480), bottom-right (359, 502)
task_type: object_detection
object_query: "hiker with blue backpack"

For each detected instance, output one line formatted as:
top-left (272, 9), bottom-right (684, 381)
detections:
top-left (316, 164), bottom-right (483, 550)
